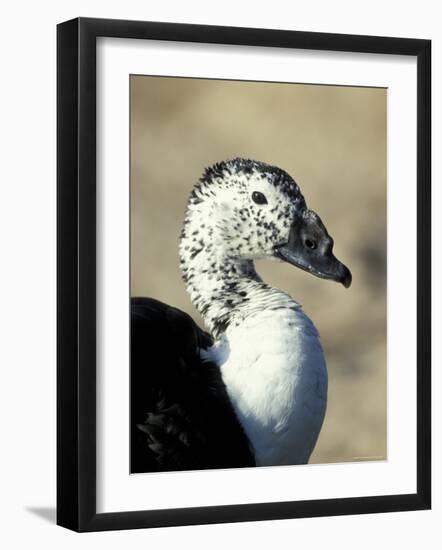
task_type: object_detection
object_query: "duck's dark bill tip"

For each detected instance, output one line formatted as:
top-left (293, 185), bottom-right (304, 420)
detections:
top-left (340, 267), bottom-right (352, 288)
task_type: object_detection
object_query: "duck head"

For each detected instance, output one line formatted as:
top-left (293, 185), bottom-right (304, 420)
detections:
top-left (181, 158), bottom-right (351, 288)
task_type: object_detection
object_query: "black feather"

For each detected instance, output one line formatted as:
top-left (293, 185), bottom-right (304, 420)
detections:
top-left (130, 297), bottom-right (255, 473)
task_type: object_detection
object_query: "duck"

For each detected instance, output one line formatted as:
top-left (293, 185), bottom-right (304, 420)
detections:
top-left (131, 158), bottom-right (351, 473)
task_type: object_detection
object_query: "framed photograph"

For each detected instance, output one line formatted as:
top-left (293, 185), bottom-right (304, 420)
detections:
top-left (57, 17), bottom-right (431, 532)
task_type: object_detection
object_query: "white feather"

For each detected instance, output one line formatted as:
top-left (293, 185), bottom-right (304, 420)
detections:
top-left (205, 302), bottom-right (327, 466)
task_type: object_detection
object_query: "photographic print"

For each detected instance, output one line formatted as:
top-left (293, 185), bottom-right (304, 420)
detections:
top-left (130, 75), bottom-right (387, 474)
top-left (57, 18), bottom-right (430, 531)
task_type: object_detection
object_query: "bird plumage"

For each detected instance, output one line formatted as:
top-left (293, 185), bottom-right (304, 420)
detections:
top-left (210, 303), bottom-right (327, 466)
top-left (131, 158), bottom-right (350, 472)
top-left (131, 298), bottom-right (255, 472)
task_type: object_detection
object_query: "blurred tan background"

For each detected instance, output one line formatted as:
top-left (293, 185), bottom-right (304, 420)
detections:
top-left (130, 75), bottom-right (387, 464)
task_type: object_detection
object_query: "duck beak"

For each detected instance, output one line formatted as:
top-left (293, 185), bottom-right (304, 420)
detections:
top-left (274, 209), bottom-right (352, 288)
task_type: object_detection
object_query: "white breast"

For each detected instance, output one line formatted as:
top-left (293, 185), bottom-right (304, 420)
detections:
top-left (207, 306), bottom-right (327, 466)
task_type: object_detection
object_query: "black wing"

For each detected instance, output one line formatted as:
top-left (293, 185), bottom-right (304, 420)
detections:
top-left (131, 297), bottom-right (255, 472)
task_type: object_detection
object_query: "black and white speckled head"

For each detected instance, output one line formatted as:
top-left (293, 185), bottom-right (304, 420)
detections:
top-left (179, 158), bottom-right (351, 338)
top-left (181, 158), bottom-right (306, 262)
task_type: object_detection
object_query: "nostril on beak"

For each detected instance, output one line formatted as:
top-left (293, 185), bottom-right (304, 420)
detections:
top-left (304, 238), bottom-right (317, 250)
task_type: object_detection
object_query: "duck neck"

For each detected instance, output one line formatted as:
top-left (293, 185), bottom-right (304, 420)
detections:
top-left (180, 243), bottom-right (259, 338)
top-left (180, 226), bottom-right (295, 340)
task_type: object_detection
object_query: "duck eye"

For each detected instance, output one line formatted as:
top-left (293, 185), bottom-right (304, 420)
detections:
top-left (252, 191), bottom-right (268, 205)
top-left (304, 238), bottom-right (317, 250)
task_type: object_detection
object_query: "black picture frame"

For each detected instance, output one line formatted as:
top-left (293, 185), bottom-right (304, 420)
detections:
top-left (57, 17), bottom-right (431, 532)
